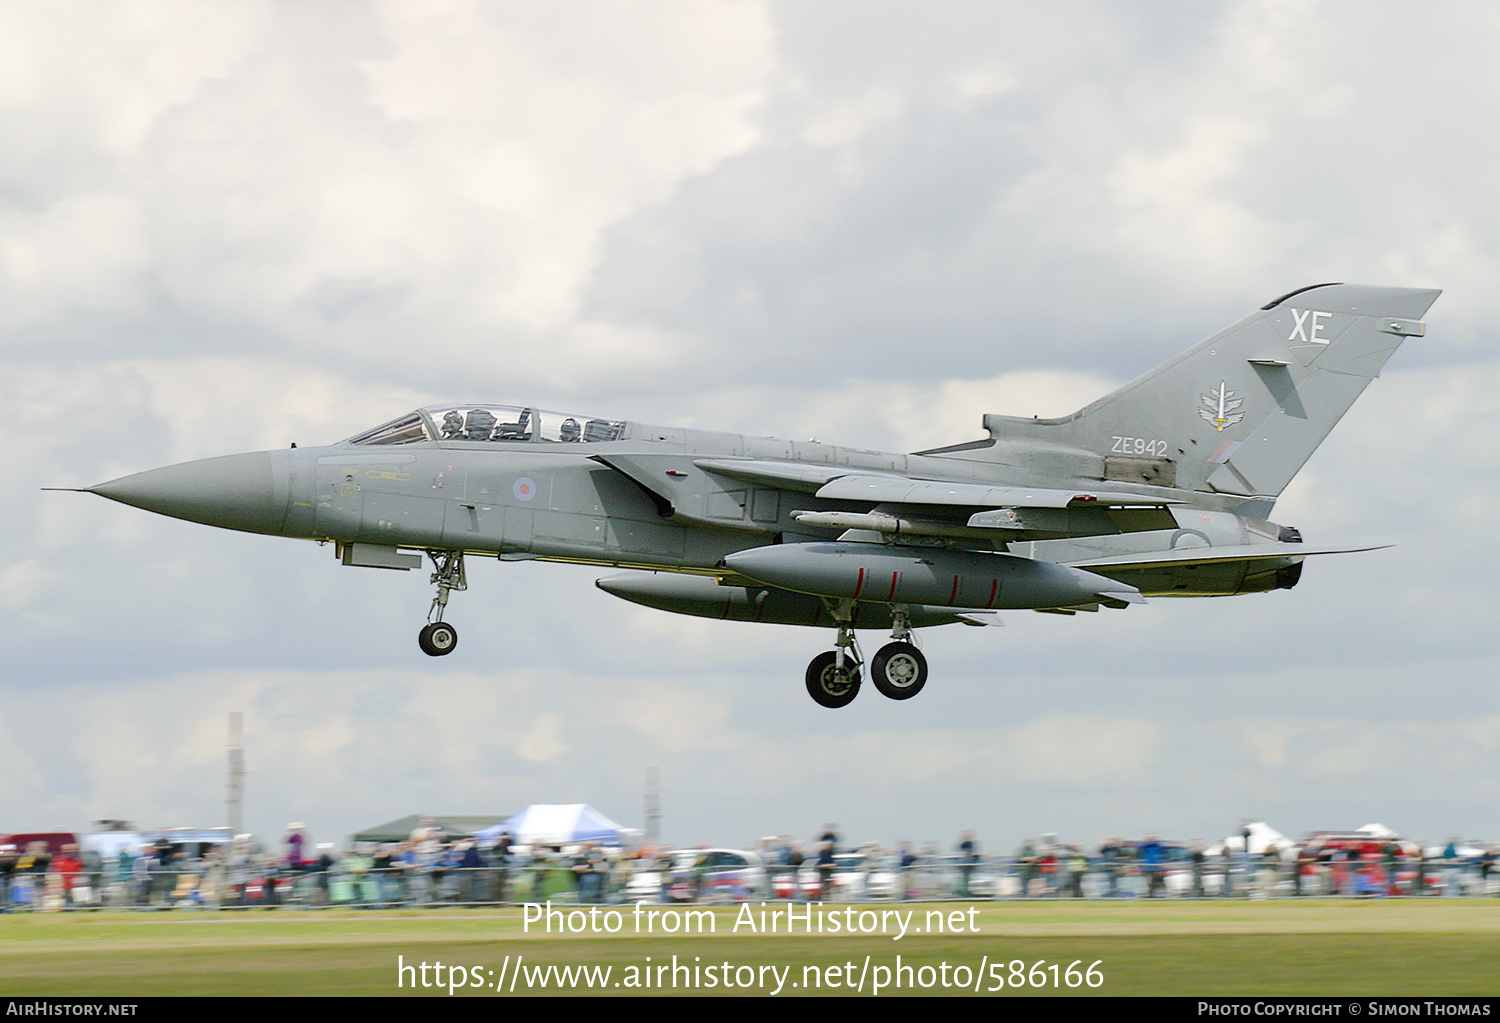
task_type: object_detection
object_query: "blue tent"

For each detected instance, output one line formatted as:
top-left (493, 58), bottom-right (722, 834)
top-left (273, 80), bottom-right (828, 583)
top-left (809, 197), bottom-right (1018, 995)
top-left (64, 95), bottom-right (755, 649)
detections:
top-left (475, 804), bottom-right (626, 846)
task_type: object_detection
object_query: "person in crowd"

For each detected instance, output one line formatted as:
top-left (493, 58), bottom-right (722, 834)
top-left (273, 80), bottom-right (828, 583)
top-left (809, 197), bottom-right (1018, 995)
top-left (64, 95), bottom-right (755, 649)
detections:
top-left (1442, 837), bottom-right (1462, 897)
top-left (1239, 821), bottom-right (1253, 892)
top-left (198, 848), bottom-right (228, 910)
top-left (1189, 840), bottom-right (1206, 899)
top-left (1219, 843), bottom-right (1236, 898)
top-left (1016, 839), bottom-right (1038, 898)
top-left (1097, 837), bottom-right (1122, 897)
top-left (1381, 840), bottom-right (1401, 898)
top-left (0, 845), bottom-right (16, 913)
top-left (15, 843), bottom-right (50, 912)
top-left (1257, 844), bottom-right (1282, 899)
top-left (308, 843), bottom-right (336, 906)
top-left (453, 838), bottom-right (484, 904)
top-left (813, 823), bottom-right (840, 898)
top-left (489, 831), bottom-right (513, 904)
top-left (285, 824), bottom-right (306, 872)
top-left (1065, 845), bottom-right (1089, 898)
top-left (897, 841), bottom-right (917, 901)
top-left (1138, 834), bottom-right (1165, 898)
top-left (130, 843), bottom-right (158, 908)
top-left (372, 843), bottom-right (399, 907)
top-left (50, 843), bottom-right (83, 910)
top-left (956, 831), bottom-right (978, 898)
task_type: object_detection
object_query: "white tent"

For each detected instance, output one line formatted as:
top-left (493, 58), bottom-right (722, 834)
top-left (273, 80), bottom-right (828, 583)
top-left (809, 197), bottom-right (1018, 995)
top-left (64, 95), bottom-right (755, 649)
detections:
top-left (475, 804), bottom-right (627, 846)
top-left (1205, 821), bottom-right (1297, 857)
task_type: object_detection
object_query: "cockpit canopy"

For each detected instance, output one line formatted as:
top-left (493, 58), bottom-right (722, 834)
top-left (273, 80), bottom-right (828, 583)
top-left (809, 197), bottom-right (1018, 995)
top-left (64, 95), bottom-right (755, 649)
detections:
top-left (347, 405), bottom-right (630, 447)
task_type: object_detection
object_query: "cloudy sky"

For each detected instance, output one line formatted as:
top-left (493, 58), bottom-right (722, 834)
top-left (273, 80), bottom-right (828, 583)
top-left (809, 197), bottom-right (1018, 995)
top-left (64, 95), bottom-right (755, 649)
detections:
top-left (3, 0), bottom-right (1497, 855)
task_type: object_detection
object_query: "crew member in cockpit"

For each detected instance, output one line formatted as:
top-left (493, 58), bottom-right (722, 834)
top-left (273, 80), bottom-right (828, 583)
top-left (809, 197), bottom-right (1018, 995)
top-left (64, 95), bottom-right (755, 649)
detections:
top-left (464, 408), bottom-right (497, 440)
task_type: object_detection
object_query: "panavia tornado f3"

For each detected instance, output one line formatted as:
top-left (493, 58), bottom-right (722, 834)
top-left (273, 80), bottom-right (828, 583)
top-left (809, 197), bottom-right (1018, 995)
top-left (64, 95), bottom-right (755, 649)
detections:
top-left (74, 283), bottom-right (1439, 708)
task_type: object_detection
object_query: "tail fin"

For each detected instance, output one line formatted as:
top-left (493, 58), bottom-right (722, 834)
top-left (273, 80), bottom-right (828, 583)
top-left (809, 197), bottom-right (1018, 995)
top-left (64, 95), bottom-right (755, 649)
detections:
top-left (979, 284), bottom-right (1440, 502)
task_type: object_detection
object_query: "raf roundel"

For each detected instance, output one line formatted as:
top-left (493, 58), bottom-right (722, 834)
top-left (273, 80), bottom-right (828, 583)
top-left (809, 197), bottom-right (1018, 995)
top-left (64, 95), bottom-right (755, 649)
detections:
top-left (513, 477), bottom-right (536, 501)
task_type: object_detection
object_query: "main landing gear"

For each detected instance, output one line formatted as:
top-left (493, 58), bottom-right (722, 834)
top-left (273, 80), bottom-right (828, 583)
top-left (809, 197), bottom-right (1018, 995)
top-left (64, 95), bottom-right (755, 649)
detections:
top-left (419, 550), bottom-right (466, 656)
top-left (806, 648), bottom-right (862, 708)
top-left (804, 604), bottom-right (929, 707)
top-left (871, 641), bottom-right (927, 700)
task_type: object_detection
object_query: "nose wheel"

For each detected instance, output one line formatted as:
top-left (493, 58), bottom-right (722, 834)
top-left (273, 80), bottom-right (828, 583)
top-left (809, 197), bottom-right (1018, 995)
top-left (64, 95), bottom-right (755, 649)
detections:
top-left (419, 621), bottom-right (458, 656)
top-left (419, 550), bottom-right (466, 657)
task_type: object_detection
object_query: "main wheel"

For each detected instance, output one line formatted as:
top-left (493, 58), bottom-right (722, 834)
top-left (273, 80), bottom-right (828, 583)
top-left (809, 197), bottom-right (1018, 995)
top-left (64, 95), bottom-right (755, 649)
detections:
top-left (871, 641), bottom-right (927, 700)
top-left (419, 621), bottom-right (458, 656)
top-left (805, 650), bottom-right (861, 708)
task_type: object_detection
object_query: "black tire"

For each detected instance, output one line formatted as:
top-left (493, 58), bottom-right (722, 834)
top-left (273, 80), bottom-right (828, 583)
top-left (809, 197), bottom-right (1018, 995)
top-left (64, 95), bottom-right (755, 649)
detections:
top-left (805, 650), bottom-right (861, 708)
top-left (419, 621), bottom-right (458, 656)
top-left (871, 641), bottom-right (927, 700)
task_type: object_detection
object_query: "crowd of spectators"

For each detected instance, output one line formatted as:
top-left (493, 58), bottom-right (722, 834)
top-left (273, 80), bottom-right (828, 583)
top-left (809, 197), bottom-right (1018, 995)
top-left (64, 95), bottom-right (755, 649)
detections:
top-left (3, 822), bottom-right (1496, 912)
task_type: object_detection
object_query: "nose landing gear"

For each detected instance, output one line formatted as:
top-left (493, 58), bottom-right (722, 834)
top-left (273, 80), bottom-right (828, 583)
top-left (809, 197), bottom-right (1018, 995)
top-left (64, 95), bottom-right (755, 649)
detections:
top-left (419, 550), bottom-right (466, 657)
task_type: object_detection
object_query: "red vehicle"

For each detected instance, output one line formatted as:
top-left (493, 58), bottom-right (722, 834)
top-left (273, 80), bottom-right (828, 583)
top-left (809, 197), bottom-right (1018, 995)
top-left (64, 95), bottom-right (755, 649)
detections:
top-left (1295, 831), bottom-right (1425, 896)
top-left (2, 832), bottom-right (78, 855)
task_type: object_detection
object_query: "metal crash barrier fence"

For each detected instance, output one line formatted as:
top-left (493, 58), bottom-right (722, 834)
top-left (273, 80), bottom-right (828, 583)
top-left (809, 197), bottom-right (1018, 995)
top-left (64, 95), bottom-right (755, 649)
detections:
top-left (0, 864), bottom-right (634, 912)
top-left (3, 858), bottom-right (1495, 911)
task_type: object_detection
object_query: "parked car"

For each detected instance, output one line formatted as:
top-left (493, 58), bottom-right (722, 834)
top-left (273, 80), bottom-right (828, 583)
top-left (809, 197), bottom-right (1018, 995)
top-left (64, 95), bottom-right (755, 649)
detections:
top-left (626, 848), bottom-right (770, 903)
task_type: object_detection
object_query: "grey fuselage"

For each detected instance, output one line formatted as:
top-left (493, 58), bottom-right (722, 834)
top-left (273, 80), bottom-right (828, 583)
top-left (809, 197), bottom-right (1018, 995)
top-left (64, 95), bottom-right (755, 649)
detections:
top-left (99, 410), bottom-right (1290, 602)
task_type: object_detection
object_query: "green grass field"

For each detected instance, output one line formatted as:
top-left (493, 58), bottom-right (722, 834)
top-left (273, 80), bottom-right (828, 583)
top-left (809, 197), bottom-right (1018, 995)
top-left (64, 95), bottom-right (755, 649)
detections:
top-left (2, 900), bottom-right (1498, 996)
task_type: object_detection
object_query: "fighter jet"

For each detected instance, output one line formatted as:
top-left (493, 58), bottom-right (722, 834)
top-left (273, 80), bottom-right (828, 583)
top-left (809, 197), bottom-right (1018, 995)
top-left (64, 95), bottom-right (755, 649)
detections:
top-left (72, 283), bottom-right (1438, 708)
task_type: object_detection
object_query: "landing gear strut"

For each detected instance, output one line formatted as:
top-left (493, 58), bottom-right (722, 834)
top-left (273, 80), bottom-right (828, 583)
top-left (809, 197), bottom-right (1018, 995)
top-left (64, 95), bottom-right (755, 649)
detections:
top-left (419, 550), bottom-right (466, 656)
top-left (805, 606), bottom-right (862, 708)
top-left (870, 606), bottom-right (928, 700)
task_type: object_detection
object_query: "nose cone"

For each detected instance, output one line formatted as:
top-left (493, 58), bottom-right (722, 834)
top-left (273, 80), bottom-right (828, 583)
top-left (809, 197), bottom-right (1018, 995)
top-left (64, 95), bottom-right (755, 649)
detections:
top-left (91, 451), bottom-right (289, 536)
